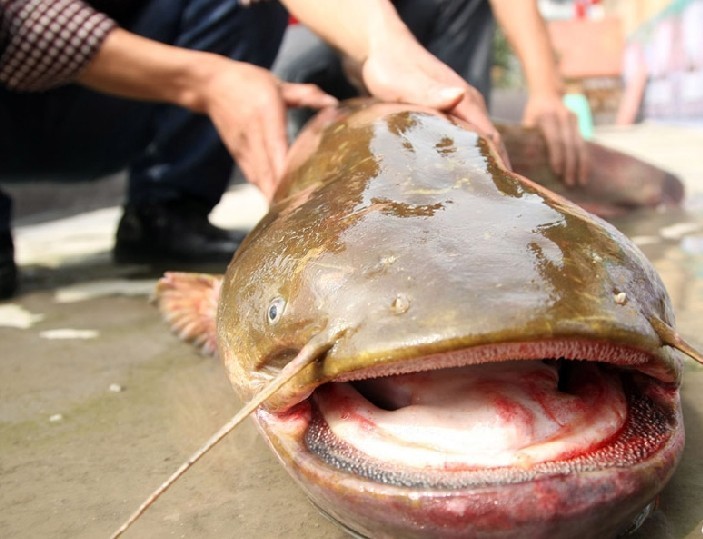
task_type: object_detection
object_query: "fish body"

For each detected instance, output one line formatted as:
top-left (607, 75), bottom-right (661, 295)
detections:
top-left (498, 124), bottom-right (684, 217)
top-left (159, 101), bottom-right (688, 538)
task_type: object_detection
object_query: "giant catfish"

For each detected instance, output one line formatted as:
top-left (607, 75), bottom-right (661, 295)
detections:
top-left (116, 101), bottom-right (702, 538)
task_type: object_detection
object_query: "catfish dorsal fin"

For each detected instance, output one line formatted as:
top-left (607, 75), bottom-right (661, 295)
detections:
top-left (154, 272), bottom-right (223, 357)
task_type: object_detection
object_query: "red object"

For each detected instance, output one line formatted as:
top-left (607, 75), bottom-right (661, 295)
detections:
top-left (575, 2), bottom-right (587, 19)
top-left (575, 0), bottom-right (601, 19)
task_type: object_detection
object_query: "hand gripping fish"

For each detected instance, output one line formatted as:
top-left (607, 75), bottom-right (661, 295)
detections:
top-left (112, 101), bottom-right (703, 539)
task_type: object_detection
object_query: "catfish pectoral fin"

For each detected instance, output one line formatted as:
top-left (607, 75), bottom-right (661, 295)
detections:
top-left (155, 272), bottom-right (223, 357)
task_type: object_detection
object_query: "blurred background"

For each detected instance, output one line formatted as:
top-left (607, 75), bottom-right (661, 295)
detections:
top-left (493, 0), bottom-right (703, 127)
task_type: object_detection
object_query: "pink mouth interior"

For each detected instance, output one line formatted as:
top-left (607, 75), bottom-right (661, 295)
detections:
top-left (313, 361), bottom-right (628, 470)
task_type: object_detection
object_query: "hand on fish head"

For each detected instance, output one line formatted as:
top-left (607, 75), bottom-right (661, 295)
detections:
top-left (332, 18), bottom-right (511, 167)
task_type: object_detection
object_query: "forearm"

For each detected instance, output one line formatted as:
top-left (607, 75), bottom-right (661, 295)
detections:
top-left (76, 28), bottom-right (226, 114)
top-left (489, 0), bottom-right (564, 98)
top-left (76, 25), bottom-right (338, 198)
top-left (0, 0), bottom-right (115, 91)
top-left (280, 0), bottom-right (414, 64)
top-left (491, 1), bottom-right (586, 184)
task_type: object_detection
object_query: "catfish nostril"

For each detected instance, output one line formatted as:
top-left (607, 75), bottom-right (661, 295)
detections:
top-left (391, 293), bottom-right (410, 314)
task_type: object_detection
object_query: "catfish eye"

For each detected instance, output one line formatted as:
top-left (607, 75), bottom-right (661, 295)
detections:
top-left (267, 297), bottom-right (286, 324)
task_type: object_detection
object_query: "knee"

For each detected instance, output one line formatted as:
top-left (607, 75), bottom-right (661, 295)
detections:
top-left (182, 0), bottom-right (288, 39)
top-left (177, 0), bottom-right (289, 65)
top-left (133, 1), bottom-right (288, 60)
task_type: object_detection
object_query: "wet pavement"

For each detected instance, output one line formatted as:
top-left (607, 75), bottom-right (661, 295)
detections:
top-left (2, 123), bottom-right (703, 539)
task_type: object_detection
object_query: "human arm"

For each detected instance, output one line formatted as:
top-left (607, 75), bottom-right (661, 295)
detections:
top-left (489, 0), bottom-right (587, 185)
top-left (77, 28), bottom-right (336, 198)
top-left (0, 0), bottom-right (336, 199)
top-left (281, 0), bottom-right (506, 160)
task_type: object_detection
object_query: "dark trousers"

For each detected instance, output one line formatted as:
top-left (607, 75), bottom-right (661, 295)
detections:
top-left (273, 0), bottom-right (495, 137)
top-left (0, 0), bottom-right (288, 232)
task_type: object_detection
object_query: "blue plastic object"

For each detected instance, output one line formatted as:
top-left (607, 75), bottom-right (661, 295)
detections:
top-left (563, 93), bottom-right (594, 140)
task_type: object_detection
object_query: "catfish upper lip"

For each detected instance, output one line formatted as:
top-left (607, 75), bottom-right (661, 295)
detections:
top-left (262, 338), bottom-right (680, 414)
top-left (323, 338), bottom-right (679, 385)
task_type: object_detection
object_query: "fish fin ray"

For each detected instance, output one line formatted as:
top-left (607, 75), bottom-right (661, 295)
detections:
top-left (155, 272), bottom-right (222, 357)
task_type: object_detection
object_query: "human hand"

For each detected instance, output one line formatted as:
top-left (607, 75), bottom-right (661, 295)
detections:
top-left (76, 29), bottom-right (336, 198)
top-left (203, 59), bottom-right (337, 199)
top-left (522, 94), bottom-right (588, 186)
top-left (359, 36), bottom-right (510, 166)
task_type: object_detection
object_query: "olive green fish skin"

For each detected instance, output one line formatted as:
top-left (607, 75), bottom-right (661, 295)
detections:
top-left (217, 102), bottom-right (681, 409)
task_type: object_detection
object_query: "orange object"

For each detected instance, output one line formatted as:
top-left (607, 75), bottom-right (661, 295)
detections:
top-left (548, 17), bottom-right (624, 78)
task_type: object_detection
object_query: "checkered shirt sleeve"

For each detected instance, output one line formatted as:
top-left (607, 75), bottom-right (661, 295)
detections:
top-left (0, 0), bottom-right (116, 91)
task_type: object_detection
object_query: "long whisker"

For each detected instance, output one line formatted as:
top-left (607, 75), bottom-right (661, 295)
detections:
top-left (650, 316), bottom-right (703, 365)
top-left (110, 328), bottom-right (345, 539)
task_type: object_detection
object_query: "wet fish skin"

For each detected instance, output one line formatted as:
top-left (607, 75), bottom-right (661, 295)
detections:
top-left (498, 124), bottom-right (684, 217)
top-left (218, 102), bottom-right (680, 409)
top-left (160, 100), bottom-right (688, 538)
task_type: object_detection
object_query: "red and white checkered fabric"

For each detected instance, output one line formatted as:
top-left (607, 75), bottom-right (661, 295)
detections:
top-left (0, 0), bottom-right (116, 91)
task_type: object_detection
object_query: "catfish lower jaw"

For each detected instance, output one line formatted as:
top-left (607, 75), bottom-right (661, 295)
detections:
top-left (254, 365), bottom-right (680, 533)
top-left (313, 361), bottom-right (631, 474)
top-left (306, 363), bottom-right (678, 488)
top-left (255, 354), bottom-right (683, 539)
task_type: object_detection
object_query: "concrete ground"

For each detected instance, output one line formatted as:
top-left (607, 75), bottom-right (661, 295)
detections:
top-left (2, 122), bottom-right (703, 539)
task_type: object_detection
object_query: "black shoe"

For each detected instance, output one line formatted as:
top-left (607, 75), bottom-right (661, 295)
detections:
top-left (113, 201), bottom-right (246, 264)
top-left (0, 231), bottom-right (18, 300)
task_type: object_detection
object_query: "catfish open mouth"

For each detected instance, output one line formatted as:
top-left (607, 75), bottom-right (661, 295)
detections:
top-left (265, 341), bottom-right (681, 489)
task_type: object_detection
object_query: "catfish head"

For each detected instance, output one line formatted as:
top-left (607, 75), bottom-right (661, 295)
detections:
top-left (149, 102), bottom-right (700, 539)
